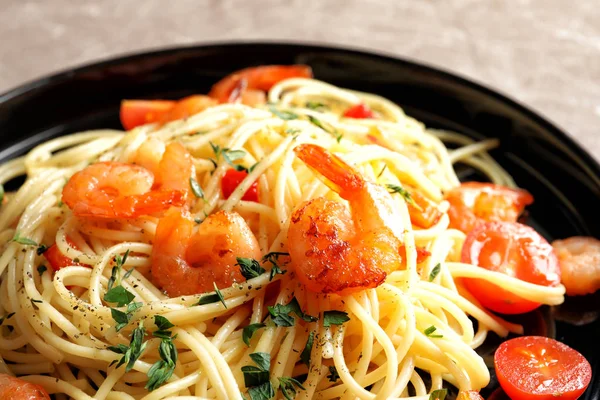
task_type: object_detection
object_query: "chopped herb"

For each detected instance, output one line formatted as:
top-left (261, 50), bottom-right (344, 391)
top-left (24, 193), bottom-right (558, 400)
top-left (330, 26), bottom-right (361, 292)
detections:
top-left (268, 304), bottom-right (295, 327)
top-left (196, 283), bottom-right (227, 308)
top-left (242, 352), bottom-right (271, 388)
top-left (386, 184), bottom-right (415, 205)
top-left (242, 323), bottom-right (266, 346)
top-left (107, 321), bottom-right (147, 372)
top-left (323, 310), bottom-right (350, 327)
top-left (146, 336), bottom-right (178, 391)
top-left (37, 265), bottom-right (47, 276)
top-left (110, 302), bottom-right (142, 332)
top-left (189, 177), bottom-right (204, 198)
top-left (237, 257), bottom-right (265, 280)
top-left (307, 115), bottom-right (342, 142)
top-left (284, 128), bottom-right (301, 135)
top-left (424, 325), bottom-right (443, 338)
top-left (209, 141), bottom-right (248, 169)
top-left (261, 252), bottom-right (289, 281)
top-left (12, 232), bottom-right (37, 246)
top-left (108, 250), bottom-right (131, 290)
top-left (247, 382), bottom-right (275, 400)
top-left (126, 302), bottom-right (143, 314)
top-left (36, 244), bottom-right (48, 255)
top-left (269, 106), bottom-right (298, 120)
top-left (267, 297), bottom-right (317, 327)
top-left (104, 285), bottom-right (135, 307)
top-left (327, 365), bottom-right (340, 382)
top-left (249, 352), bottom-right (270, 372)
top-left (428, 263), bottom-right (441, 282)
top-left (248, 162), bottom-right (260, 173)
top-left (110, 308), bottom-right (130, 332)
top-left (305, 101), bottom-right (328, 111)
top-left (223, 149), bottom-right (246, 165)
top-left (123, 267), bottom-right (135, 280)
top-left (31, 299), bottom-right (43, 304)
top-left (154, 315), bottom-right (175, 331)
top-left (0, 183), bottom-right (4, 204)
top-left (429, 389), bottom-right (448, 400)
top-left (278, 376), bottom-right (305, 400)
top-left (300, 331), bottom-right (314, 366)
top-left (377, 164), bottom-right (388, 178)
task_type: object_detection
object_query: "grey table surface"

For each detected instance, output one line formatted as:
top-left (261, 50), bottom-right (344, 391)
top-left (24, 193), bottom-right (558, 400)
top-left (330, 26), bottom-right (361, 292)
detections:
top-left (1, 0), bottom-right (599, 159)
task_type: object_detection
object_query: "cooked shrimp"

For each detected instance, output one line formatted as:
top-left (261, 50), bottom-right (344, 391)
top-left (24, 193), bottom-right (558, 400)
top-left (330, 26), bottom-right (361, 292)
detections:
top-left (62, 162), bottom-right (185, 219)
top-left (208, 65), bottom-right (313, 104)
top-left (552, 236), bottom-right (600, 296)
top-left (288, 144), bottom-right (407, 295)
top-left (151, 207), bottom-right (261, 297)
top-left (0, 374), bottom-right (50, 400)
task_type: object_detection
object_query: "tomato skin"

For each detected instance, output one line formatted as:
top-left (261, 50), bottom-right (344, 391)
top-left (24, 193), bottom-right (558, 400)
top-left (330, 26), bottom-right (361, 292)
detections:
top-left (461, 221), bottom-right (560, 314)
top-left (157, 95), bottom-right (217, 124)
top-left (343, 103), bottom-right (375, 119)
top-left (120, 100), bottom-right (175, 130)
top-left (208, 65), bottom-right (313, 103)
top-left (44, 238), bottom-right (87, 271)
top-left (446, 182), bottom-right (533, 233)
top-left (409, 190), bottom-right (443, 229)
top-left (221, 169), bottom-right (259, 202)
top-left (495, 336), bottom-right (592, 400)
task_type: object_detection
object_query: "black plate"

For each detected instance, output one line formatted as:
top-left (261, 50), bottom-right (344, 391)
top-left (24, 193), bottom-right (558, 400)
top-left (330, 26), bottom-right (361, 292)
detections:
top-left (1, 42), bottom-right (598, 398)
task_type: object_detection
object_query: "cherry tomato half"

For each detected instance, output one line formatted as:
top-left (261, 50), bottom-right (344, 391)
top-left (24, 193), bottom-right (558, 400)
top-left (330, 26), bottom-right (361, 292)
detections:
top-left (461, 221), bottom-right (560, 314)
top-left (221, 169), bottom-right (259, 202)
top-left (343, 103), bottom-right (375, 119)
top-left (208, 65), bottom-right (313, 103)
top-left (409, 189), bottom-right (443, 229)
top-left (446, 182), bottom-right (533, 233)
top-left (119, 100), bottom-right (175, 130)
top-left (44, 238), bottom-right (88, 271)
top-left (495, 336), bottom-right (592, 400)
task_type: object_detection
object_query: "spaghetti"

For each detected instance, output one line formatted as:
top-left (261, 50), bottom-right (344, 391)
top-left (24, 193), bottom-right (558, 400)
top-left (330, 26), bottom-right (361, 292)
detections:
top-left (0, 76), bottom-right (565, 400)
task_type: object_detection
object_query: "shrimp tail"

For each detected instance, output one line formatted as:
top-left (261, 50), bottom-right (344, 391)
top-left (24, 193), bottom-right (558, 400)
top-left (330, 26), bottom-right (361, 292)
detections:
top-left (294, 144), bottom-right (363, 195)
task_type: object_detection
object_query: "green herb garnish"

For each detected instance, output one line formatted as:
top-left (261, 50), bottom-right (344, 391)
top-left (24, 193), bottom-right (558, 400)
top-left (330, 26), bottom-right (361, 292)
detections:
top-left (424, 325), bottom-right (443, 338)
top-left (108, 321), bottom-right (147, 371)
top-left (242, 323), bottom-right (266, 346)
top-left (278, 376), bottom-right (305, 400)
top-left (428, 263), bottom-right (441, 282)
top-left (261, 252), bottom-right (289, 281)
top-left (189, 177), bottom-right (204, 198)
top-left (269, 106), bottom-right (299, 120)
top-left (323, 310), bottom-right (350, 327)
top-left (237, 257), bottom-right (265, 280)
top-left (300, 331), bottom-right (314, 366)
top-left (12, 232), bottom-right (37, 246)
top-left (196, 282), bottom-right (227, 308)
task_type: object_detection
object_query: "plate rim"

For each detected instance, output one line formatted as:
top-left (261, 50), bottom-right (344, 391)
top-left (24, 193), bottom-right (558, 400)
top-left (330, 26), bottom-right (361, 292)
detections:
top-left (1, 39), bottom-right (599, 178)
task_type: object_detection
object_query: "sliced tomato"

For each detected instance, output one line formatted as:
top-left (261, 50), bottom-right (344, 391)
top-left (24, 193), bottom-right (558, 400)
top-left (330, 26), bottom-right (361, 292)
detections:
top-left (221, 169), bottom-right (259, 202)
top-left (461, 221), bottom-right (560, 314)
top-left (495, 336), bottom-right (592, 400)
top-left (446, 182), bottom-right (533, 233)
top-left (208, 65), bottom-right (313, 103)
top-left (44, 238), bottom-right (88, 271)
top-left (343, 103), bottom-right (375, 119)
top-left (409, 190), bottom-right (443, 229)
top-left (120, 100), bottom-right (175, 130)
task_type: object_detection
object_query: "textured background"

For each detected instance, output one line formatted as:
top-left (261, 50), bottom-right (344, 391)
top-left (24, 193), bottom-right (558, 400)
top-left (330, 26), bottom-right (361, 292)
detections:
top-left (1, 0), bottom-right (599, 158)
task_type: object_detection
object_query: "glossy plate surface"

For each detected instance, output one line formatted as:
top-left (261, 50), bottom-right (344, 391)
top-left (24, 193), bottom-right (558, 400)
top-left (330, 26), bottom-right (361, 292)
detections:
top-left (0, 42), bottom-right (598, 398)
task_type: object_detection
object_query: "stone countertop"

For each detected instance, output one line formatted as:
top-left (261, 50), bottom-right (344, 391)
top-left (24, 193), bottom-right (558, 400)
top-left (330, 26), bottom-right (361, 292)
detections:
top-left (1, 0), bottom-right (598, 158)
